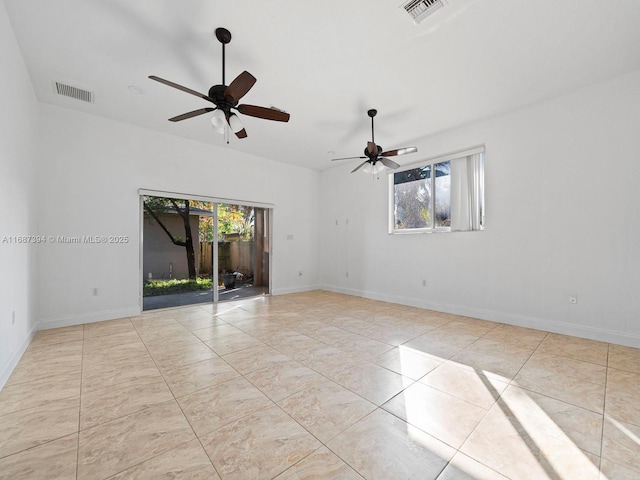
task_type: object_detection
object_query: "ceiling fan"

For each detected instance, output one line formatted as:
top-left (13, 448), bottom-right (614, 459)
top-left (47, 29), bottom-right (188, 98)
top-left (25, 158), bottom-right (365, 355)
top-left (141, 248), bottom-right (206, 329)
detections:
top-left (332, 109), bottom-right (417, 173)
top-left (149, 27), bottom-right (290, 140)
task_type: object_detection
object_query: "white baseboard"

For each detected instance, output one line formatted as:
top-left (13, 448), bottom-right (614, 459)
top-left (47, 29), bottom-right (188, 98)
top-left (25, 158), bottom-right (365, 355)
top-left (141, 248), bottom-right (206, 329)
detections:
top-left (271, 284), bottom-right (321, 296)
top-left (318, 284), bottom-right (640, 348)
top-left (38, 306), bottom-right (141, 331)
top-left (0, 326), bottom-right (37, 390)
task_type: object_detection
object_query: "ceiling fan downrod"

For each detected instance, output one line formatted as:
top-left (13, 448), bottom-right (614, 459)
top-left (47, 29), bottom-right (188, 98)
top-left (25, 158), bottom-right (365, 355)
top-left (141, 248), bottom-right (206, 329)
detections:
top-left (215, 27), bottom-right (232, 86)
top-left (368, 108), bottom-right (377, 145)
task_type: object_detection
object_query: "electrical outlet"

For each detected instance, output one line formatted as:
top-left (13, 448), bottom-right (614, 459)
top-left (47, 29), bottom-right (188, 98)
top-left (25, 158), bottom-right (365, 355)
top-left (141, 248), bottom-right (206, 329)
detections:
top-left (298, 270), bottom-right (303, 276)
top-left (92, 288), bottom-right (98, 296)
top-left (569, 294), bottom-right (577, 304)
top-left (422, 280), bottom-right (427, 287)
top-left (12, 310), bottom-right (15, 325)
top-left (346, 272), bottom-right (349, 278)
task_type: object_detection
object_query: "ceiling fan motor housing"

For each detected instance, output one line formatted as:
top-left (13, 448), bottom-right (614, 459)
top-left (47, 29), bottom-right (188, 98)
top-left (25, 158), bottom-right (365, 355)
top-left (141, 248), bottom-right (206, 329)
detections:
top-left (208, 84), bottom-right (235, 111)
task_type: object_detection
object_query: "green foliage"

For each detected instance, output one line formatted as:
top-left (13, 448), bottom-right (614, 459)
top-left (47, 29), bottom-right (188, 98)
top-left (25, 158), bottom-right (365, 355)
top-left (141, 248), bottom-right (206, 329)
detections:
top-left (143, 277), bottom-right (214, 297)
top-left (217, 204), bottom-right (254, 241)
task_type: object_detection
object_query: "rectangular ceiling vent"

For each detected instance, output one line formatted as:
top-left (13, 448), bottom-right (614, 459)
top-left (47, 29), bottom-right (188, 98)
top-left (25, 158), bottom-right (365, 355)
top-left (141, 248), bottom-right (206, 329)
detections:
top-left (53, 81), bottom-right (94, 103)
top-left (402, 0), bottom-right (446, 24)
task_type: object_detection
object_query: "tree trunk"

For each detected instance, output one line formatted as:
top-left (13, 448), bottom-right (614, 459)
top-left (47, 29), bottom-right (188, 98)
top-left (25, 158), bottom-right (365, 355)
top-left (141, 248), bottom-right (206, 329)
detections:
top-left (175, 200), bottom-right (197, 280)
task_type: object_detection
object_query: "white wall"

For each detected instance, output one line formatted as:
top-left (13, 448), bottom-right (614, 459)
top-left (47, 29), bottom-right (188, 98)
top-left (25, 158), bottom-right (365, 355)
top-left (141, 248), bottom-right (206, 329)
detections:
top-left (36, 104), bottom-right (319, 328)
top-left (319, 69), bottom-right (640, 348)
top-left (0, 1), bottom-right (39, 387)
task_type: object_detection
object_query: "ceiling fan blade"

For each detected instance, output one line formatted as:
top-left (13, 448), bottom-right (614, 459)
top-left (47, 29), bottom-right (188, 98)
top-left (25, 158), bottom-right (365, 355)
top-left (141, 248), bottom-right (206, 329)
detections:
top-left (224, 71), bottom-right (257, 103)
top-left (331, 156), bottom-right (367, 162)
top-left (351, 160), bottom-right (370, 173)
top-left (379, 157), bottom-right (400, 169)
top-left (168, 107), bottom-right (215, 122)
top-left (367, 141), bottom-right (378, 155)
top-left (380, 146), bottom-right (418, 157)
top-left (237, 104), bottom-right (290, 122)
top-left (149, 76), bottom-right (214, 102)
top-left (235, 128), bottom-right (248, 139)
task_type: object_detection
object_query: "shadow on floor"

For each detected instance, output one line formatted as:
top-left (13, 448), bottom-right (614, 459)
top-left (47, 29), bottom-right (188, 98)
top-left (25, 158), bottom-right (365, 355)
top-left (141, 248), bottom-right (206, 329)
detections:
top-left (143, 283), bottom-right (268, 311)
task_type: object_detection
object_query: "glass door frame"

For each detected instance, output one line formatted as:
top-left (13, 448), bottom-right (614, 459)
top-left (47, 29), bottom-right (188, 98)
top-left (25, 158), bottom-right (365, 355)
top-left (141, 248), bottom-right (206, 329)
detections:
top-left (138, 188), bottom-right (273, 312)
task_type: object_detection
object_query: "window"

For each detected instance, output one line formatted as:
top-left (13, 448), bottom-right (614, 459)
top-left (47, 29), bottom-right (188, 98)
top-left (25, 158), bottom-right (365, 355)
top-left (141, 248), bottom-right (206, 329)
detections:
top-left (389, 146), bottom-right (484, 233)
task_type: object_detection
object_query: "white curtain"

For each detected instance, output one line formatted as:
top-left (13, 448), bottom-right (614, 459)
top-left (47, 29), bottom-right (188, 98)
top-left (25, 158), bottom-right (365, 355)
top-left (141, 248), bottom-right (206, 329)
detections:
top-left (450, 153), bottom-right (483, 231)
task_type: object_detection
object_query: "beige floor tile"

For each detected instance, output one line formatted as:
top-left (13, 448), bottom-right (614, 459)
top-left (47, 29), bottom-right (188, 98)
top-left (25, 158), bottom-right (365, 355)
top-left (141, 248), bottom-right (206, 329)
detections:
top-left (162, 357), bottom-right (240, 397)
top-left (222, 345), bottom-right (291, 375)
top-left (253, 328), bottom-right (305, 347)
top-left (0, 433), bottom-right (78, 480)
top-left (77, 401), bottom-right (195, 480)
top-left (434, 319), bottom-right (498, 338)
top-left (326, 408), bottom-right (455, 480)
top-left (294, 345), bottom-right (366, 377)
top-left (5, 292), bottom-right (638, 479)
top-left (450, 344), bottom-right (533, 384)
top-left (499, 385), bottom-right (603, 456)
top-left (81, 353), bottom-right (160, 393)
top-left (82, 340), bottom-right (149, 364)
top-left (244, 359), bottom-right (326, 402)
top-left (273, 446), bottom-right (363, 480)
top-left (6, 342), bottom-right (82, 387)
top-left (83, 318), bottom-right (135, 339)
top-left (353, 323), bottom-right (419, 346)
top-left (461, 397), bottom-right (601, 480)
top-left (599, 458), bottom-right (640, 480)
top-left (179, 315), bottom-right (228, 331)
top-left (0, 370), bottom-right (80, 416)
top-left (106, 439), bottom-right (220, 479)
top-left (201, 405), bottom-right (321, 480)
top-left (519, 351), bottom-right (607, 385)
top-left (141, 330), bottom-right (203, 350)
top-left (29, 325), bottom-right (84, 348)
top-left (131, 315), bottom-right (179, 329)
top-left (513, 354), bottom-right (606, 413)
top-left (605, 368), bottom-right (640, 426)
top-left (460, 337), bottom-right (536, 361)
top-left (403, 331), bottom-right (478, 360)
top-left (331, 335), bottom-right (394, 359)
top-left (420, 362), bottom-right (508, 409)
top-left (80, 374), bottom-right (174, 429)
top-left (82, 330), bottom-right (143, 352)
top-left (0, 396), bottom-right (79, 458)
top-left (537, 333), bottom-right (609, 365)
top-left (271, 335), bottom-right (327, 358)
top-left (331, 362), bottom-right (414, 405)
top-left (191, 323), bottom-right (243, 341)
top-left (278, 381), bottom-right (376, 443)
top-left (608, 344), bottom-right (640, 374)
top-left (383, 381), bottom-right (487, 449)
top-left (438, 452), bottom-right (510, 480)
top-left (204, 331), bottom-right (265, 355)
top-left (146, 341), bottom-right (218, 372)
top-left (482, 324), bottom-right (547, 350)
top-left (177, 377), bottom-right (273, 437)
top-left (372, 345), bottom-right (443, 380)
top-left (21, 337), bottom-right (83, 360)
top-left (601, 416), bottom-right (640, 476)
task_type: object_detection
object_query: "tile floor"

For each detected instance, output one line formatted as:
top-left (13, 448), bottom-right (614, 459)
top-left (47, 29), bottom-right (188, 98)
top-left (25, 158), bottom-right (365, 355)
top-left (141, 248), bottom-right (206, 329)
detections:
top-left (1, 291), bottom-right (639, 479)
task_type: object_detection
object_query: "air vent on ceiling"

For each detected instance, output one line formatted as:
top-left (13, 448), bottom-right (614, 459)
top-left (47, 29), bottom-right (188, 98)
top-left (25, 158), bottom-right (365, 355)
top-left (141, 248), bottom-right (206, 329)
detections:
top-left (53, 81), bottom-right (94, 103)
top-left (402, 0), bottom-right (446, 24)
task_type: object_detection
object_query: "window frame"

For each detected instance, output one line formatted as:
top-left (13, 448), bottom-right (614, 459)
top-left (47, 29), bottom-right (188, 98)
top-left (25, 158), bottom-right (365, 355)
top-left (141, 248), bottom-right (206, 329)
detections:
top-left (388, 145), bottom-right (485, 235)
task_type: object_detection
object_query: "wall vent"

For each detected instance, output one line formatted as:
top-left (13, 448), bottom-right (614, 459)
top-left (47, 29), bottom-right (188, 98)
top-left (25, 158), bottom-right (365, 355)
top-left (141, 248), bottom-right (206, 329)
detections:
top-left (402, 0), bottom-right (446, 24)
top-left (53, 81), bottom-right (94, 103)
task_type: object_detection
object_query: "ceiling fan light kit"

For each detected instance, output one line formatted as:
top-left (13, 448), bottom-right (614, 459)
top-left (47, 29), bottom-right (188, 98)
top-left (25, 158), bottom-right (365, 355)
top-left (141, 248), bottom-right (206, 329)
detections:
top-left (149, 27), bottom-right (290, 142)
top-left (332, 109), bottom-right (418, 175)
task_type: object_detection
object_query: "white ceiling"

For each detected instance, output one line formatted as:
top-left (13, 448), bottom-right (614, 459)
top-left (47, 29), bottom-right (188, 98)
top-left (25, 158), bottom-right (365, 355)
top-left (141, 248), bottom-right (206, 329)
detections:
top-left (5, 0), bottom-right (640, 171)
